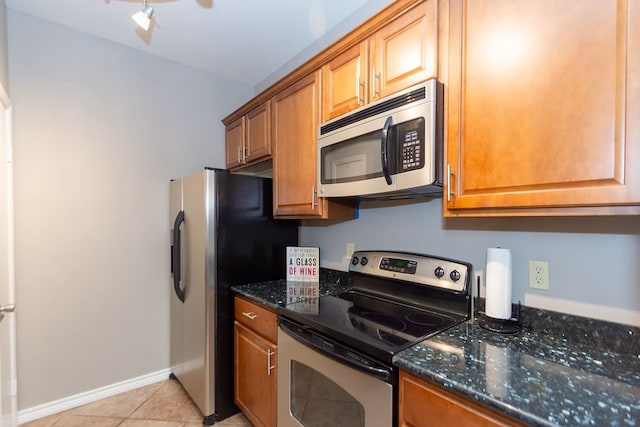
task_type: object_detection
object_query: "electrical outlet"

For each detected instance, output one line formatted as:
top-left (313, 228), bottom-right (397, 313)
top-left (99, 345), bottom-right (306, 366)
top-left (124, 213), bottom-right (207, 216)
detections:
top-left (529, 260), bottom-right (549, 290)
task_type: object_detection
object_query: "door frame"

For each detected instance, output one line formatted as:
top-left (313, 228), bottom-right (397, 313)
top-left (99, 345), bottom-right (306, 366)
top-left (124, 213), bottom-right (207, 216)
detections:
top-left (0, 81), bottom-right (17, 427)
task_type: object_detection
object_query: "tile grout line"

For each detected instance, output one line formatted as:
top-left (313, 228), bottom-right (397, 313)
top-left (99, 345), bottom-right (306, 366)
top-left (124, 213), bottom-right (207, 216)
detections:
top-left (122, 377), bottom-right (167, 422)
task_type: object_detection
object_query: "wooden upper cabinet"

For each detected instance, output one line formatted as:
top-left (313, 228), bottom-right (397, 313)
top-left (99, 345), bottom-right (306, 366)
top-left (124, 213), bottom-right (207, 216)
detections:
top-left (322, 42), bottom-right (368, 122)
top-left (371, 0), bottom-right (438, 101)
top-left (246, 101), bottom-right (272, 162)
top-left (272, 71), bottom-right (356, 219)
top-left (444, 0), bottom-right (640, 215)
top-left (272, 71), bottom-right (325, 218)
top-left (225, 102), bottom-right (272, 170)
top-left (322, 0), bottom-right (438, 122)
top-left (225, 116), bottom-right (245, 169)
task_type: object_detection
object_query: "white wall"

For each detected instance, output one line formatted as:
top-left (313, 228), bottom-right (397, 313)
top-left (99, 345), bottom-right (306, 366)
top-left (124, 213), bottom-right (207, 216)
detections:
top-left (8, 10), bottom-right (252, 410)
top-left (300, 199), bottom-right (640, 326)
top-left (255, 0), bottom-right (394, 93)
top-left (0, 0), bottom-right (8, 91)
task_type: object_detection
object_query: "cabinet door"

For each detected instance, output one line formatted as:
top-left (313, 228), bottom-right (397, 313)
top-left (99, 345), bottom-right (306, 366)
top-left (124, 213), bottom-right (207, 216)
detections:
top-left (272, 71), bottom-right (325, 217)
top-left (225, 116), bottom-right (245, 169)
top-left (322, 42), bottom-right (369, 122)
top-left (445, 0), bottom-right (640, 215)
top-left (272, 71), bottom-right (356, 219)
top-left (246, 101), bottom-right (272, 163)
top-left (234, 322), bottom-right (277, 427)
top-left (370, 0), bottom-right (438, 101)
top-left (399, 371), bottom-right (522, 427)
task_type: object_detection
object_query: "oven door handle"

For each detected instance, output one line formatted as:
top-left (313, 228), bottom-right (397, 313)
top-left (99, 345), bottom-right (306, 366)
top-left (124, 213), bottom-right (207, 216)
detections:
top-left (279, 318), bottom-right (392, 383)
top-left (380, 116), bottom-right (393, 185)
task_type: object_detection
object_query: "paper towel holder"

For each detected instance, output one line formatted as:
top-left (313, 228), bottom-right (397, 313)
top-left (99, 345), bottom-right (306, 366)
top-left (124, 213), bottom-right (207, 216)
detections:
top-left (479, 302), bottom-right (521, 334)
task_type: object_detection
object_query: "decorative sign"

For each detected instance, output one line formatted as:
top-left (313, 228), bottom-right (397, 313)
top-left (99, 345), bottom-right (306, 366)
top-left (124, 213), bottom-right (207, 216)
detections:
top-left (286, 246), bottom-right (319, 282)
top-left (286, 247), bottom-right (320, 314)
top-left (286, 282), bottom-right (319, 314)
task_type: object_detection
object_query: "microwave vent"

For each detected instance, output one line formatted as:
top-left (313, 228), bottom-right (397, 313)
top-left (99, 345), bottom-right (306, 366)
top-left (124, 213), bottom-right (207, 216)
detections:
top-left (320, 86), bottom-right (427, 135)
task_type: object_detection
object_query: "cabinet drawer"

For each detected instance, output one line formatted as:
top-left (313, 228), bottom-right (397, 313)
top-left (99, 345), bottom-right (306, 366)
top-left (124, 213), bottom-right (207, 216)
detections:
top-left (235, 296), bottom-right (278, 342)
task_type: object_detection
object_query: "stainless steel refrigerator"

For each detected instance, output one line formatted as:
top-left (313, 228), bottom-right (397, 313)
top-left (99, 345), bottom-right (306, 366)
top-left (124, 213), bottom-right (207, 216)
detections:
top-left (169, 168), bottom-right (298, 425)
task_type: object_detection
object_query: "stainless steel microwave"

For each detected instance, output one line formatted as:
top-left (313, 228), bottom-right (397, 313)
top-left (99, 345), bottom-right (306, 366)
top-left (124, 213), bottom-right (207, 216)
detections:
top-left (317, 79), bottom-right (442, 199)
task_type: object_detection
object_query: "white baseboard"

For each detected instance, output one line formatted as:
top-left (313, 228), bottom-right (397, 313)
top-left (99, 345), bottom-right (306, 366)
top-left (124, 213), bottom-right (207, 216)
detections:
top-left (17, 368), bottom-right (172, 425)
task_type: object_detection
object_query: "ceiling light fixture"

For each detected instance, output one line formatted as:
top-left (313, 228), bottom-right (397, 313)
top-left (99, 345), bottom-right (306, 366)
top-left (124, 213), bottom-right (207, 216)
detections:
top-left (132, 0), bottom-right (155, 31)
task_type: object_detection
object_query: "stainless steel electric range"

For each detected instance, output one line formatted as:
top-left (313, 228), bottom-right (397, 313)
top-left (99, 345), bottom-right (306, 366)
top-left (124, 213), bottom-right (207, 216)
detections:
top-left (277, 250), bottom-right (472, 427)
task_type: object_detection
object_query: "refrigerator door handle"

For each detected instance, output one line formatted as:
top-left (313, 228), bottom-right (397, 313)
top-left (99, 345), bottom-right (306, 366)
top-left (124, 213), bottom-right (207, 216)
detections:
top-left (172, 210), bottom-right (186, 303)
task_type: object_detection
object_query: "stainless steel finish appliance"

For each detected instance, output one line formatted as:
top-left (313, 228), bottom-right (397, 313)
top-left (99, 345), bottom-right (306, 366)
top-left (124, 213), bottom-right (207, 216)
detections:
top-left (170, 168), bottom-right (298, 425)
top-left (278, 250), bottom-right (471, 427)
top-left (317, 80), bottom-right (443, 199)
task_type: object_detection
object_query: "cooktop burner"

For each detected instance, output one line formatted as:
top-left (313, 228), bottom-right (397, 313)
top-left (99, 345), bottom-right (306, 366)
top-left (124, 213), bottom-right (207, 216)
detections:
top-left (353, 312), bottom-right (407, 331)
top-left (279, 251), bottom-right (472, 363)
top-left (405, 312), bottom-right (447, 326)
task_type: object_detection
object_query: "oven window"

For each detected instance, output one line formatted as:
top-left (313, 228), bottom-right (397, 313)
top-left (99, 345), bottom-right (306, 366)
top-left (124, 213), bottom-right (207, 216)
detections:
top-left (290, 361), bottom-right (365, 427)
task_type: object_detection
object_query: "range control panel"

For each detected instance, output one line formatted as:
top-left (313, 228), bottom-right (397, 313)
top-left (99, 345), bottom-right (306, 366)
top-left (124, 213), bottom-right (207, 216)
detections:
top-left (349, 250), bottom-right (471, 294)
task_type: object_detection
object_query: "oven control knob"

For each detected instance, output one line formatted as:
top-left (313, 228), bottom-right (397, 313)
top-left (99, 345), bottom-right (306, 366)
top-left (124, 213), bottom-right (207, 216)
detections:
top-left (450, 270), bottom-right (461, 282)
top-left (360, 256), bottom-right (368, 266)
top-left (351, 256), bottom-right (359, 266)
top-left (434, 266), bottom-right (445, 278)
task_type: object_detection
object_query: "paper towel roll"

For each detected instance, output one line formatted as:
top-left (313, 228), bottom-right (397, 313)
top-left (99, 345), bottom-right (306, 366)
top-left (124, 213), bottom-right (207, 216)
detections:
top-left (485, 247), bottom-right (512, 320)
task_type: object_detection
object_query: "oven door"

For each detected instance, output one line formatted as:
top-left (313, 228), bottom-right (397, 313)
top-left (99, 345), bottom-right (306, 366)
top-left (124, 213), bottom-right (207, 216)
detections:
top-left (278, 318), bottom-right (393, 427)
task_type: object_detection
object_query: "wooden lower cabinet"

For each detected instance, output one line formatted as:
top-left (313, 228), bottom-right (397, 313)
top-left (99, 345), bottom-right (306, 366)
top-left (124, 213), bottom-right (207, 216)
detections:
top-left (399, 370), bottom-right (523, 427)
top-left (234, 297), bottom-right (277, 427)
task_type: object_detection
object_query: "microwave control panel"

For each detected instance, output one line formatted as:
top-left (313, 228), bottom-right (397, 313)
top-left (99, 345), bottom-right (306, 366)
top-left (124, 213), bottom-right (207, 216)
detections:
top-left (398, 118), bottom-right (425, 172)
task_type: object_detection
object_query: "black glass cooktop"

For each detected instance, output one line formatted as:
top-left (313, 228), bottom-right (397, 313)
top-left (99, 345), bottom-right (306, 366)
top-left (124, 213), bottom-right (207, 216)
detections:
top-left (280, 289), bottom-right (463, 363)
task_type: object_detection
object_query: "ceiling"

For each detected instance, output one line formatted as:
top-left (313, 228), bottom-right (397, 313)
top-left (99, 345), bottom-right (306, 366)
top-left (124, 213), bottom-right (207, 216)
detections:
top-left (5, 0), bottom-right (381, 88)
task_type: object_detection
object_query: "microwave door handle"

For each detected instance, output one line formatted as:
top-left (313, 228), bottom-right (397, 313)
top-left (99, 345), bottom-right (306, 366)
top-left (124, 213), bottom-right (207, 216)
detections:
top-left (381, 116), bottom-right (393, 185)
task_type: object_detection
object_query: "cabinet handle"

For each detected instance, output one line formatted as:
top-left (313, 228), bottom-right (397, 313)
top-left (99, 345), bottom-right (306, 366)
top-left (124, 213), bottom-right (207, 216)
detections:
top-left (447, 164), bottom-right (456, 202)
top-left (267, 349), bottom-right (276, 376)
top-left (356, 62), bottom-right (364, 106)
top-left (242, 145), bottom-right (247, 162)
top-left (372, 67), bottom-right (381, 99)
top-left (242, 311), bottom-right (258, 320)
top-left (311, 186), bottom-right (317, 210)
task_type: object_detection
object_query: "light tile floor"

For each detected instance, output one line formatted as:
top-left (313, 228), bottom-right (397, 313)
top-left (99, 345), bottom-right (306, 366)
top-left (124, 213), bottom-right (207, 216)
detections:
top-left (19, 379), bottom-right (253, 427)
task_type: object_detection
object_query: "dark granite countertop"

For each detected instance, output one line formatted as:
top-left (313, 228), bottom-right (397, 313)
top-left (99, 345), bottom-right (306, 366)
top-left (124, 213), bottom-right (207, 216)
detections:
top-left (394, 310), bottom-right (640, 426)
top-left (232, 274), bottom-right (640, 426)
